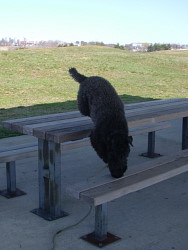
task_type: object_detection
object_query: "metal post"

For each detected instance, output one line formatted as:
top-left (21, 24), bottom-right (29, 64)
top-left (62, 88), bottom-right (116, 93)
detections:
top-left (48, 141), bottom-right (64, 217)
top-left (141, 131), bottom-right (161, 158)
top-left (95, 204), bottom-right (108, 241)
top-left (81, 203), bottom-right (121, 247)
top-left (6, 161), bottom-right (16, 194)
top-left (0, 161), bottom-right (26, 198)
top-left (31, 139), bottom-right (68, 220)
top-left (182, 117), bottom-right (188, 150)
top-left (148, 131), bottom-right (155, 156)
top-left (38, 138), bottom-right (49, 212)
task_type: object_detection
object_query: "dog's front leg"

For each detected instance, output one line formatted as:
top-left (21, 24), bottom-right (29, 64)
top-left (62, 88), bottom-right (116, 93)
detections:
top-left (90, 130), bottom-right (108, 163)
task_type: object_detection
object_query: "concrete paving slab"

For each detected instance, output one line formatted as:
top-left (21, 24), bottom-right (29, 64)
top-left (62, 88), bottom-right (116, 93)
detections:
top-left (0, 119), bottom-right (187, 250)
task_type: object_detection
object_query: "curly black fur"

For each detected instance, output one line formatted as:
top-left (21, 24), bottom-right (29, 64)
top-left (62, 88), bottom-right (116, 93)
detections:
top-left (69, 68), bottom-right (132, 178)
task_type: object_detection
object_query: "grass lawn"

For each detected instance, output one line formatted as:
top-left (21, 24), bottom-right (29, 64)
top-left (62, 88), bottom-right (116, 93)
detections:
top-left (0, 46), bottom-right (188, 138)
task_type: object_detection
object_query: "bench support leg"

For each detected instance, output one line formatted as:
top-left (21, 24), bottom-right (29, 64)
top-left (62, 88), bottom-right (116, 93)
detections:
top-left (81, 204), bottom-right (121, 248)
top-left (0, 161), bottom-right (26, 198)
top-left (95, 203), bottom-right (108, 241)
top-left (31, 139), bottom-right (68, 221)
top-left (141, 131), bottom-right (161, 158)
top-left (182, 117), bottom-right (188, 150)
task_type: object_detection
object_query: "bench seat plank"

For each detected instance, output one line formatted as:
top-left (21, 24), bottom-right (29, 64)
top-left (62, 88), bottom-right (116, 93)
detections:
top-left (127, 99), bottom-right (188, 117)
top-left (44, 119), bottom-right (172, 143)
top-left (126, 98), bottom-right (187, 110)
top-left (46, 124), bottom-right (94, 143)
top-left (129, 121), bottom-right (170, 136)
top-left (0, 142), bottom-right (37, 153)
top-left (3, 111), bottom-right (81, 130)
top-left (128, 105), bottom-right (188, 128)
top-left (61, 122), bottom-right (170, 148)
top-left (33, 117), bottom-right (92, 139)
top-left (0, 122), bottom-right (171, 162)
top-left (11, 115), bottom-right (87, 135)
top-left (67, 150), bottom-right (188, 206)
top-left (128, 101), bottom-right (188, 117)
top-left (47, 121), bottom-right (170, 143)
top-left (0, 146), bottom-right (38, 163)
top-left (80, 156), bottom-right (188, 206)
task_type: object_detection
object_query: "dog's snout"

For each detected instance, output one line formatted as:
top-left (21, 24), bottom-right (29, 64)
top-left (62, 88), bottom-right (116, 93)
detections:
top-left (110, 168), bottom-right (126, 178)
top-left (111, 172), bottom-right (124, 178)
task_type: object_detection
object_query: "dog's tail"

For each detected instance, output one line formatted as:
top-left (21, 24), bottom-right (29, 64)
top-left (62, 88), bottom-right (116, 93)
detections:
top-left (69, 68), bottom-right (87, 83)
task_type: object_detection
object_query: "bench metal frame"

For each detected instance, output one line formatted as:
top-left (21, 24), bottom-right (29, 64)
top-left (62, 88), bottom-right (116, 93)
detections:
top-left (182, 117), bottom-right (188, 150)
top-left (81, 204), bottom-right (121, 248)
top-left (141, 131), bottom-right (161, 158)
top-left (31, 139), bottom-right (68, 220)
top-left (0, 161), bottom-right (26, 198)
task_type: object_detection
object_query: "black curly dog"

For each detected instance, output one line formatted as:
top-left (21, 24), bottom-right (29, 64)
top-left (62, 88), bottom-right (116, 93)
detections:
top-left (69, 68), bottom-right (132, 178)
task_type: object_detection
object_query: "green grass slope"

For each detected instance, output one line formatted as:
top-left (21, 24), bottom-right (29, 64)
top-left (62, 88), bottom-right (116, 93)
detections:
top-left (0, 46), bottom-right (188, 137)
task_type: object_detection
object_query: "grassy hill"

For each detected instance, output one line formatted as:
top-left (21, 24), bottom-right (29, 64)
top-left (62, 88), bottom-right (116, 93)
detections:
top-left (0, 46), bottom-right (188, 138)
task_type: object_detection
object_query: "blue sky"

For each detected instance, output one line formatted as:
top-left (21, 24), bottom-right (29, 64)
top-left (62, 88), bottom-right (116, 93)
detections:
top-left (1, 0), bottom-right (187, 44)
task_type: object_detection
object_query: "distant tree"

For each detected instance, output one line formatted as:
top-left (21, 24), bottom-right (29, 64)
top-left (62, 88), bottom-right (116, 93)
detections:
top-left (114, 43), bottom-right (124, 50)
top-left (96, 41), bottom-right (105, 46)
top-left (147, 43), bottom-right (171, 52)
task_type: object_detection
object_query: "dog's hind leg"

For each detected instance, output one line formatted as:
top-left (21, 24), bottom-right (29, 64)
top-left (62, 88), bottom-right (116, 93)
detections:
top-left (77, 89), bottom-right (90, 116)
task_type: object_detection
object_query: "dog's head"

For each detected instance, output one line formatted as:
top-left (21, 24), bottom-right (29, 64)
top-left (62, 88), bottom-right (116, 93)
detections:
top-left (107, 135), bottom-right (133, 178)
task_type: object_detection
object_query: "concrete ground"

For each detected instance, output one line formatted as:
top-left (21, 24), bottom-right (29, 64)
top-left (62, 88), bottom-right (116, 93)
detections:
top-left (0, 118), bottom-right (188, 250)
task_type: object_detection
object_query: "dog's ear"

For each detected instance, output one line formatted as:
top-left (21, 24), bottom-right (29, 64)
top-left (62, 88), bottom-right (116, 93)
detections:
top-left (128, 136), bottom-right (133, 147)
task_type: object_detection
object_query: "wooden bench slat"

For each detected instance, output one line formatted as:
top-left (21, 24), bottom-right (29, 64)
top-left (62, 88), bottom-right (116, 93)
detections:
top-left (0, 121), bottom-right (171, 163)
top-left (127, 99), bottom-right (188, 112)
top-left (32, 117), bottom-right (92, 139)
top-left (3, 110), bottom-right (81, 128)
top-left (129, 122), bottom-right (170, 136)
top-left (3, 98), bottom-right (184, 129)
top-left (79, 156), bottom-right (188, 206)
top-left (32, 113), bottom-right (169, 139)
top-left (3, 99), bottom-right (187, 137)
top-left (127, 101), bottom-right (188, 119)
top-left (52, 121), bottom-right (171, 149)
top-left (0, 142), bottom-right (37, 153)
top-left (3, 111), bottom-right (82, 131)
top-left (0, 146), bottom-right (38, 163)
top-left (56, 121), bottom-right (171, 149)
top-left (3, 98), bottom-right (186, 130)
top-left (46, 124), bottom-right (94, 143)
top-left (48, 120), bottom-right (170, 144)
top-left (46, 120), bottom-right (171, 143)
top-left (128, 105), bottom-right (188, 128)
top-left (31, 103), bottom-right (187, 141)
top-left (67, 150), bottom-right (188, 205)
top-left (126, 98), bottom-right (187, 110)
top-left (11, 114), bottom-right (86, 134)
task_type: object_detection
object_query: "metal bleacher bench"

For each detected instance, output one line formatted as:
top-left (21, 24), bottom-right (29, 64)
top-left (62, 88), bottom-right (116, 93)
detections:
top-left (67, 149), bottom-right (188, 248)
top-left (0, 122), bottom-right (170, 198)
